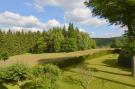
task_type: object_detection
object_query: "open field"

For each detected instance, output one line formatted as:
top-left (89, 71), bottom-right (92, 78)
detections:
top-left (0, 48), bottom-right (113, 67)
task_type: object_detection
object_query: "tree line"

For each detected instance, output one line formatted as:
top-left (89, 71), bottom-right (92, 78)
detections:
top-left (0, 23), bottom-right (96, 56)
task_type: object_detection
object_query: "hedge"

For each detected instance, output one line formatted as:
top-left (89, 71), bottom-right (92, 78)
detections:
top-left (52, 49), bottom-right (114, 68)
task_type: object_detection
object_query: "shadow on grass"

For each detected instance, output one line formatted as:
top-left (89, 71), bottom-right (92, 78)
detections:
top-left (94, 76), bottom-right (135, 87)
top-left (38, 56), bottom-right (85, 68)
top-left (0, 84), bottom-right (7, 89)
top-left (102, 59), bottom-right (130, 72)
top-left (68, 68), bottom-right (135, 88)
top-left (38, 57), bottom-right (68, 64)
top-left (90, 67), bottom-right (131, 76)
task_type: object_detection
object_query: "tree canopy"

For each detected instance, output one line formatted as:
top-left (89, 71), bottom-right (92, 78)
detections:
top-left (85, 0), bottom-right (135, 36)
top-left (0, 23), bottom-right (96, 55)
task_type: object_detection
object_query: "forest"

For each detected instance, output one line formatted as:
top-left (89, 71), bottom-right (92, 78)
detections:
top-left (0, 23), bottom-right (96, 56)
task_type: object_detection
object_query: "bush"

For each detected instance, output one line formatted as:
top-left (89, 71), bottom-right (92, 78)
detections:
top-left (0, 63), bottom-right (29, 85)
top-left (32, 65), bottom-right (45, 77)
top-left (0, 52), bottom-right (9, 61)
top-left (118, 51), bottom-right (132, 68)
top-left (22, 64), bottom-right (61, 89)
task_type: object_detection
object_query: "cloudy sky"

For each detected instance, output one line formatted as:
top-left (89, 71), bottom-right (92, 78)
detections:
top-left (0, 0), bottom-right (125, 38)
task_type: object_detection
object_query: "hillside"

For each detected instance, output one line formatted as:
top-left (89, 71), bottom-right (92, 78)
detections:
top-left (93, 37), bottom-right (118, 47)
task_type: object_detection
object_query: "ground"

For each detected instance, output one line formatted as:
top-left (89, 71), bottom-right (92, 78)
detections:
top-left (59, 54), bottom-right (135, 89)
top-left (1, 49), bottom-right (135, 89)
top-left (0, 48), bottom-right (112, 67)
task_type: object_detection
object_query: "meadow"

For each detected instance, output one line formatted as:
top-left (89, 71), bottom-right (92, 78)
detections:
top-left (1, 48), bottom-right (135, 89)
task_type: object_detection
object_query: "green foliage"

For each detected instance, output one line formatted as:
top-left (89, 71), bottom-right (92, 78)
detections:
top-left (122, 40), bottom-right (135, 55)
top-left (0, 63), bottom-right (29, 87)
top-left (22, 64), bottom-right (61, 89)
top-left (0, 63), bottom-right (61, 89)
top-left (85, 0), bottom-right (135, 38)
top-left (118, 51), bottom-right (132, 68)
top-left (111, 37), bottom-right (126, 48)
top-left (94, 38), bottom-right (114, 48)
top-left (0, 23), bottom-right (96, 55)
top-left (0, 52), bottom-right (9, 61)
top-left (45, 28), bottom-right (64, 52)
top-left (30, 37), bottom-right (47, 53)
top-left (31, 64), bottom-right (61, 80)
top-left (0, 30), bottom-right (37, 56)
top-left (77, 32), bottom-right (96, 50)
top-left (61, 38), bottom-right (77, 52)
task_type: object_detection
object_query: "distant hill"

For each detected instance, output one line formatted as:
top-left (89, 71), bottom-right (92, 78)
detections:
top-left (93, 37), bottom-right (119, 48)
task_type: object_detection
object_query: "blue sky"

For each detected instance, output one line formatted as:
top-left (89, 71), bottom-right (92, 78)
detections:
top-left (0, 0), bottom-right (125, 38)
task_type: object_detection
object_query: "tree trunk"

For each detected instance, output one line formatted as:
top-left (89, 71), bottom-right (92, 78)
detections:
top-left (127, 22), bottom-right (134, 41)
top-left (132, 56), bottom-right (135, 76)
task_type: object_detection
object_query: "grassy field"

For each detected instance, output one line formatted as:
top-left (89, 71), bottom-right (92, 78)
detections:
top-left (1, 49), bottom-right (135, 89)
top-left (0, 48), bottom-right (112, 67)
top-left (59, 54), bottom-right (135, 89)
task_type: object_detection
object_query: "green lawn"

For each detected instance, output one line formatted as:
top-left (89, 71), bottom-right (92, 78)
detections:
top-left (58, 54), bottom-right (135, 89)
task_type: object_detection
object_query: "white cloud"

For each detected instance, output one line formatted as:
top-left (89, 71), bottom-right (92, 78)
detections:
top-left (78, 28), bottom-right (86, 32)
top-left (0, 11), bottom-right (68, 32)
top-left (30, 0), bottom-right (108, 26)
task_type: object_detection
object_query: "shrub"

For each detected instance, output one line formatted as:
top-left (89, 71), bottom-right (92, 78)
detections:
top-left (0, 63), bottom-right (29, 86)
top-left (22, 64), bottom-right (61, 89)
top-left (0, 52), bottom-right (9, 61)
top-left (32, 65), bottom-right (45, 77)
top-left (118, 51), bottom-right (132, 68)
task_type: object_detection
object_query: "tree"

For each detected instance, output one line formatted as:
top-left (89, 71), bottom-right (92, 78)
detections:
top-left (85, 0), bottom-right (135, 38)
top-left (61, 38), bottom-right (77, 52)
top-left (62, 23), bottom-right (78, 51)
top-left (77, 31), bottom-right (96, 50)
top-left (85, 0), bottom-right (135, 76)
top-left (52, 28), bottom-right (64, 52)
top-left (31, 37), bottom-right (47, 53)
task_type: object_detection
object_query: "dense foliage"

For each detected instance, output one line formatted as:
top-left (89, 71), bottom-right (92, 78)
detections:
top-left (85, 0), bottom-right (135, 37)
top-left (94, 38), bottom-right (114, 47)
top-left (0, 63), bottom-right (29, 87)
top-left (111, 37), bottom-right (127, 48)
top-left (0, 63), bottom-right (61, 89)
top-left (0, 23), bottom-right (96, 55)
top-left (0, 52), bottom-right (9, 61)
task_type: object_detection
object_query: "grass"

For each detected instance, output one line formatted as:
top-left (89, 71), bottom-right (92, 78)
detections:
top-left (0, 48), bottom-right (112, 67)
top-left (59, 54), bottom-right (135, 89)
top-left (1, 49), bottom-right (135, 89)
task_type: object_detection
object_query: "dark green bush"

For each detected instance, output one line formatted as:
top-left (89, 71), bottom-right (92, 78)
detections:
top-left (118, 51), bottom-right (132, 68)
top-left (0, 63), bottom-right (29, 85)
top-left (0, 52), bottom-right (9, 61)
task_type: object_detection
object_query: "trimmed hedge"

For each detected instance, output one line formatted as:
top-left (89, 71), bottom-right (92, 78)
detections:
top-left (53, 50), bottom-right (114, 68)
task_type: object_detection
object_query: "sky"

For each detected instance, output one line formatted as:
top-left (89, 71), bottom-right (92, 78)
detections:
top-left (0, 0), bottom-right (125, 38)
